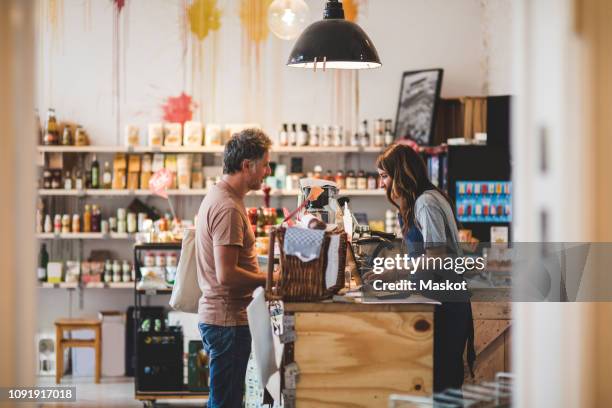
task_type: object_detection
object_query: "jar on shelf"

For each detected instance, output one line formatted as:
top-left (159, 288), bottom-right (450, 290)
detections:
top-left (144, 252), bottom-right (155, 267)
top-left (345, 170), bottom-right (357, 190)
top-left (367, 173), bottom-right (378, 190)
top-left (127, 213), bottom-right (137, 233)
top-left (42, 170), bottom-right (52, 189)
top-left (112, 260), bottom-right (122, 282)
top-left (122, 260), bottom-right (131, 282)
top-left (61, 214), bottom-right (71, 233)
top-left (335, 170), bottom-right (345, 190)
top-left (356, 170), bottom-right (367, 190)
top-left (166, 252), bottom-right (178, 267)
top-left (155, 252), bottom-right (166, 267)
top-left (104, 260), bottom-right (113, 283)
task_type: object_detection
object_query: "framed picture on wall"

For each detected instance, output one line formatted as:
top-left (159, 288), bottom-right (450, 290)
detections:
top-left (394, 68), bottom-right (444, 146)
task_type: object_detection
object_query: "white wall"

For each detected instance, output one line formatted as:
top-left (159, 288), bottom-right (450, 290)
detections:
top-left (38, 0), bottom-right (512, 139)
top-left (36, 0), bottom-right (513, 330)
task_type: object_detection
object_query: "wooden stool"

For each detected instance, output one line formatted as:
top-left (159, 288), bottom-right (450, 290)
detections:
top-left (54, 318), bottom-right (102, 384)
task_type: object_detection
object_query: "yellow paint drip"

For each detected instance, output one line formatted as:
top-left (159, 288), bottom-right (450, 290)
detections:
top-left (239, 0), bottom-right (272, 44)
top-left (187, 0), bottom-right (221, 41)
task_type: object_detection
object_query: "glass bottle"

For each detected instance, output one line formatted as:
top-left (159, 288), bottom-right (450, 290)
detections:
top-left (357, 170), bottom-right (367, 190)
top-left (122, 261), bottom-right (131, 282)
top-left (374, 119), bottom-right (385, 147)
top-left (75, 170), bottom-right (83, 190)
top-left (335, 170), bottom-right (345, 190)
top-left (91, 204), bottom-right (101, 232)
top-left (72, 214), bottom-right (80, 233)
top-left (345, 170), bottom-right (357, 190)
top-left (297, 124), bottom-right (309, 146)
top-left (350, 129), bottom-right (360, 147)
top-left (63, 170), bottom-right (72, 190)
top-left (322, 126), bottom-right (332, 147)
top-left (278, 123), bottom-right (288, 146)
top-left (90, 155), bottom-right (100, 189)
top-left (112, 260), bottom-right (122, 283)
top-left (61, 126), bottom-right (72, 146)
top-left (384, 119), bottom-right (394, 146)
top-left (367, 173), bottom-right (378, 190)
top-left (360, 120), bottom-right (371, 147)
top-left (44, 214), bottom-right (53, 233)
top-left (104, 260), bottom-right (113, 283)
top-left (311, 126), bottom-right (320, 147)
top-left (83, 204), bottom-right (92, 233)
top-left (37, 244), bottom-right (49, 283)
top-left (102, 161), bottom-right (112, 189)
top-left (334, 125), bottom-right (344, 147)
top-left (43, 108), bottom-right (59, 146)
top-left (288, 124), bottom-right (297, 146)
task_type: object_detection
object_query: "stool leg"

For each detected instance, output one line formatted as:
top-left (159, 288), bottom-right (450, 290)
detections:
top-left (55, 326), bottom-right (62, 384)
top-left (94, 326), bottom-right (101, 384)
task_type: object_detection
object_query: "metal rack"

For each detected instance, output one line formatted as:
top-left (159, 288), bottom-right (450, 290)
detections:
top-left (132, 242), bottom-right (208, 407)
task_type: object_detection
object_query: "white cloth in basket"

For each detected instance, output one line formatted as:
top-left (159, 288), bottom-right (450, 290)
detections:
top-left (283, 227), bottom-right (325, 262)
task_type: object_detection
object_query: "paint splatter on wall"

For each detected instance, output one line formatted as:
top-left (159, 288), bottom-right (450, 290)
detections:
top-left (343, 0), bottom-right (359, 22)
top-left (187, 0), bottom-right (221, 41)
top-left (161, 92), bottom-right (197, 124)
top-left (239, 0), bottom-right (272, 43)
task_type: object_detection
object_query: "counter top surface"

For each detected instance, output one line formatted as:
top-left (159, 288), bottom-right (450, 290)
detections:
top-left (283, 297), bottom-right (437, 313)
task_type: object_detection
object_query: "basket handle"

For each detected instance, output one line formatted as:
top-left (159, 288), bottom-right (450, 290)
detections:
top-left (266, 228), bottom-right (276, 293)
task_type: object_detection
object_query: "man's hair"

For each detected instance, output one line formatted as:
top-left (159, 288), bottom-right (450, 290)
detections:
top-left (223, 128), bottom-right (272, 174)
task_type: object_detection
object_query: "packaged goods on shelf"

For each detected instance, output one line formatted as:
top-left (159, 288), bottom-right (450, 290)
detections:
top-left (141, 154), bottom-right (152, 188)
top-left (164, 155), bottom-right (178, 189)
top-left (177, 154), bottom-right (192, 190)
top-left (204, 124), bottom-right (222, 146)
top-left (127, 155), bottom-right (141, 190)
top-left (112, 154), bottom-right (127, 190)
top-left (183, 121), bottom-right (203, 147)
top-left (191, 155), bottom-right (203, 189)
top-left (151, 153), bottom-right (165, 173)
top-left (47, 262), bottom-right (63, 283)
top-left (163, 123), bottom-right (182, 147)
top-left (148, 123), bottom-right (164, 147)
top-left (65, 261), bottom-right (80, 283)
top-left (125, 124), bottom-right (140, 147)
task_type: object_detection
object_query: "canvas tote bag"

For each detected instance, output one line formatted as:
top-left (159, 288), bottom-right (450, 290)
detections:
top-left (169, 228), bottom-right (202, 313)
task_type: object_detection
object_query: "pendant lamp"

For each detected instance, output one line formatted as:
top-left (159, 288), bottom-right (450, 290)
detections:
top-left (287, 0), bottom-right (381, 70)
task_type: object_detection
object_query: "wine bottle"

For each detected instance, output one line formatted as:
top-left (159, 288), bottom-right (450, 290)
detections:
top-left (37, 244), bottom-right (49, 282)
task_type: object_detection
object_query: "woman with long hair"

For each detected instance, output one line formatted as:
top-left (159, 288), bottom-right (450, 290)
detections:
top-left (368, 143), bottom-right (475, 392)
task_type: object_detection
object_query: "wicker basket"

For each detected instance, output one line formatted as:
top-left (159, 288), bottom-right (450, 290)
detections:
top-left (266, 226), bottom-right (347, 302)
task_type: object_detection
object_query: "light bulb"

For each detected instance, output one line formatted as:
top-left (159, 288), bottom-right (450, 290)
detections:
top-left (268, 0), bottom-right (309, 40)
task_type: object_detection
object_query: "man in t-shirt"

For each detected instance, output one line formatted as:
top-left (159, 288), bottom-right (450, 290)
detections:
top-left (195, 129), bottom-right (272, 407)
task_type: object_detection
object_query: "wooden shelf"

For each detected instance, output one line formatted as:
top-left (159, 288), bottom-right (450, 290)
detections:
top-left (38, 188), bottom-right (385, 197)
top-left (37, 145), bottom-right (385, 154)
top-left (37, 145), bottom-right (225, 154)
top-left (36, 232), bottom-right (136, 240)
top-left (39, 282), bottom-right (134, 289)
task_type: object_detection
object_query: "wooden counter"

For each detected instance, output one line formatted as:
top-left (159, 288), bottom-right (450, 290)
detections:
top-left (283, 301), bottom-right (435, 407)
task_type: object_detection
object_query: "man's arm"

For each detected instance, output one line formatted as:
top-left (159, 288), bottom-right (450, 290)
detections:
top-left (213, 245), bottom-right (266, 288)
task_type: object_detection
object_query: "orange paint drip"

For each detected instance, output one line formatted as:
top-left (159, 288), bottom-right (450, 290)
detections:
top-left (187, 0), bottom-right (221, 41)
top-left (161, 93), bottom-right (197, 124)
top-left (343, 0), bottom-right (359, 22)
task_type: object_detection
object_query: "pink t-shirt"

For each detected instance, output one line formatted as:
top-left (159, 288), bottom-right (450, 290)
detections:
top-left (195, 180), bottom-right (259, 326)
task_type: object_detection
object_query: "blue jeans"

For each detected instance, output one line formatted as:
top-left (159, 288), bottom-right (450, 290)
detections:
top-left (198, 323), bottom-right (251, 408)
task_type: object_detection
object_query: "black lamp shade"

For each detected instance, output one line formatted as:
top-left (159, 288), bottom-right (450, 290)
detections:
top-left (287, 4), bottom-right (381, 70)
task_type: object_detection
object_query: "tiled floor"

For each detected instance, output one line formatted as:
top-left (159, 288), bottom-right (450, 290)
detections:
top-left (34, 376), bottom-right (207, 407)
